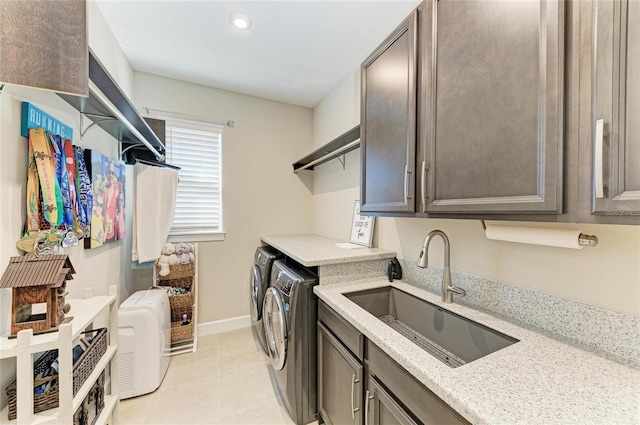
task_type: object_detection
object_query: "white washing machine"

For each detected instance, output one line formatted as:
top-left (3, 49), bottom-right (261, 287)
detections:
top-left (118, 289), bottom-right (171, 399)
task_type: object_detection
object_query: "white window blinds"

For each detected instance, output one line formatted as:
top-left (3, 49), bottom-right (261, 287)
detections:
top-left (164, 118), bottom-right (224, 240)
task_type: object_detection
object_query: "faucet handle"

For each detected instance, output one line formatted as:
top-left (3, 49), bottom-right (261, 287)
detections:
top-left (448, 286), bottom-right (466, 297)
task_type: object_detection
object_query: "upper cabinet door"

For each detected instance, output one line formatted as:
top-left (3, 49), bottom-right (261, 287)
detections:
top-left (0, 0), bottom-right (88, 97)
top-left (425, 0), bottom-right (565, 214)
top-left (360, 11), bottom-right (418, 214)
top-left (587, 0), bottom-right (640, 219)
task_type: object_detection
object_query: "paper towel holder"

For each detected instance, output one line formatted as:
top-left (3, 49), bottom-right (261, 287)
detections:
top-left (480, 221), bottom-right (598, 247)
top-left (578, 234), bottom-right (599, 247)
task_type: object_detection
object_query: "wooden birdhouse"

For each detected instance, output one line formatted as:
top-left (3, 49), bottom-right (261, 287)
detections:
top-left (0, 254), bottom-right (75, 336)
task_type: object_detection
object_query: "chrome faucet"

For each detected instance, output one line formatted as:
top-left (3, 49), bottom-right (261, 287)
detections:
top-left (417, 230), bottom-right (466, 304)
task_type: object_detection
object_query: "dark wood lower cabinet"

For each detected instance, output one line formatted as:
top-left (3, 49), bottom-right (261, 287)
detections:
top-left (318, 322), bottom-right (363, 425)
top-left (318, 301), bottom-right (470, 425)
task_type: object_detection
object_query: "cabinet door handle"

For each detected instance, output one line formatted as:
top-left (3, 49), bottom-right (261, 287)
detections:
top-left (351, 374), bottom-right (360, 420)
top-left (595, 119), bottom-right (605, 199)
top-left (364, 389), bottom-right (374, 425)
top-left (404, 165), bottom-right (412, 204)
top-left (421, 160), bottom-right (427, 211)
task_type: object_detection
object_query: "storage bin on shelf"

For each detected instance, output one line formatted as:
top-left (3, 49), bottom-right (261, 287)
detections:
top-left (155, 242), bottom-right (197, 345)
top-left (156, 262), bottom-right (194, 281)
top-left (156, 276), bottom-right (194, 322)
top-left (170, 316), bottom-right (194, 342)
top-left (72, 370), bottom-right (105, 425)
top-left (5, 328), bottom-right (107, 420)
top-left (157, 267), bottom-right (195, 342)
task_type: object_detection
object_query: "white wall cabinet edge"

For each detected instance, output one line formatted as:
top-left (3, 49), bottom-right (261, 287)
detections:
top-left (0, 285), bottom-right (120, 425)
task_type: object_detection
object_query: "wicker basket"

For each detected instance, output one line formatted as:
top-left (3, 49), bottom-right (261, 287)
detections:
top-left (171, 318), bottom-right (194, 342)
top-left (158, 276), bottom-right (192, 289)
top-left (169, 293), bottom-right (194, 322)
top-left (158, 277), bottom-right (194, 322)
top-left (156, 262), bottom-right (194, 281)
top-left (5, 328), bottom-right (108, 420)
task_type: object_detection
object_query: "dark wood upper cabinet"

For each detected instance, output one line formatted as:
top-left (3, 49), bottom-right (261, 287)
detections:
top-left (360, 11), bottom-right (418, 214)
top-left (359, 0), bottom-right (640, 224)
top-left (580, 0), bottom-right (640, 222)
top-left (424, 0), bottom-right (565, 214)
top-left (0, 0), bottom-right (88, 97)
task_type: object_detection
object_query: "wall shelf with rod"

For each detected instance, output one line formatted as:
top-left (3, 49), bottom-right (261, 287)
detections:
top-left (293, 125), bottom-right (360, 173)
top-left (58, 50), bottom-right (166, 162)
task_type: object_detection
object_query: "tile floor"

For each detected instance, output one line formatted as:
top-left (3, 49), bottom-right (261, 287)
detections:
top-left (119, 327), bottom-right (310, 425)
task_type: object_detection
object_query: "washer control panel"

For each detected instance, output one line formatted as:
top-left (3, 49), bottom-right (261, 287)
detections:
top-left (276, 271), bottom-right (297, 296)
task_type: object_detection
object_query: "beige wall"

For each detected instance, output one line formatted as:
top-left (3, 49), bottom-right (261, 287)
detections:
top-left (132, 72), bottom-right (314, 323)
top-left (311, 69), bottom-right (362, 239)
top-left (312, 70), bottom-right (640, 317)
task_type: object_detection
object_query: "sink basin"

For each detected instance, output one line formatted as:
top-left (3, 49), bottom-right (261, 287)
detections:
top-left (345, 286), bottom-right (518, 368)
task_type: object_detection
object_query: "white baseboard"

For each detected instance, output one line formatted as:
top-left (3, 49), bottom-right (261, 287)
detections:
top-left (197, 315), bottom-right (252, 336)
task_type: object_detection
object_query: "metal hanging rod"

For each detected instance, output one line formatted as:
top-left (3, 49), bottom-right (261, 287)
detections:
top-left (135, 158), bottom-right (181, 170)
top-left (120, 143), bottom-right (144, 157)
top-left (294, 139), bottom-right (360, 174)
top-left (140, 106), bottom-right (235, 128)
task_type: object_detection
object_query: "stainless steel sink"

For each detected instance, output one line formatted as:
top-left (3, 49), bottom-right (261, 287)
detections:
top-left (345, 286), bottom-right (518, 368)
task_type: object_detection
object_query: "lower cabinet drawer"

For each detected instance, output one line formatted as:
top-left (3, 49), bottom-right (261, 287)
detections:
top-left (367, 342), bottom-right (470, 425)
top-left (319, 300), bottom-right (364, 360)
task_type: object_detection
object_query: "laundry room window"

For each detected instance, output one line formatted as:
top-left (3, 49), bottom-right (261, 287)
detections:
top-left (164, 117), bottom-right (225, 241)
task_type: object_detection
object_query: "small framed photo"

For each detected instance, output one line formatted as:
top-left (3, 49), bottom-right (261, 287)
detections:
top-left (349, 200), bottom-right (375, 247)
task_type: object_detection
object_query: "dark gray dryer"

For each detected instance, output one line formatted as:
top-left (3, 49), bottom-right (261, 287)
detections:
top-left (250, 246), bottom-right (282, 353)
top-left (263, 260), bottom-right (318, 425)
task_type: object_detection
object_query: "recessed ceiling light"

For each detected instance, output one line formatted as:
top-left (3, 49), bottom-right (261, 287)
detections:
top-left (230, 12), bottom-right (252, 30)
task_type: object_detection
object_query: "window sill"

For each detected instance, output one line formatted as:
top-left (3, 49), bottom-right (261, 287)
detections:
top-left (168, 232), bottom-right (226, 243)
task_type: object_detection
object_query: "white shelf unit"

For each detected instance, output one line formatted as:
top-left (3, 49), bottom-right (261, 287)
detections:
top-left (0, 285), bottom-right (120, 425)
top-left (153, 243), bottom-right (198, 356)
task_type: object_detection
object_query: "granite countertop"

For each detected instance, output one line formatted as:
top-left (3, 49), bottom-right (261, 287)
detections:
top-left (314, 279), bottom-right (640, 425)
top-left (260, 234), bottom-right (396, 267)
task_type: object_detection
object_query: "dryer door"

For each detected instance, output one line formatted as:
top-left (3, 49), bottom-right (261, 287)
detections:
top-left (250, 265), bottom-right (263, 321)
top-left (263, 287), bottom-right (288, 371)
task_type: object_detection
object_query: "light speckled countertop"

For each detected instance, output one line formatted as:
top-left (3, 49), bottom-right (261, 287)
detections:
top-left (261, 234), bottom-right (396, 267)
top-left (314, 279), bottom-right (640, 425)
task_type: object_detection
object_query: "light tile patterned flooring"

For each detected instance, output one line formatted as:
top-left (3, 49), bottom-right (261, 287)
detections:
top-left (119, 327), bottom-right (308, 425)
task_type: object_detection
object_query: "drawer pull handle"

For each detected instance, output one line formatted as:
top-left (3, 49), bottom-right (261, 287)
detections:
top-left (365, 389), bottom-right (374, 425)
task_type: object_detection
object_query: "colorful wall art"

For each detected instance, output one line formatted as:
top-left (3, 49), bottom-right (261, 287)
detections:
top-left (85, 149), bottom-right (126, 249)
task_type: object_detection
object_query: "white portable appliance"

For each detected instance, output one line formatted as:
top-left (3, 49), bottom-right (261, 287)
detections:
top-left (118, 289), bottom-right (171, 399)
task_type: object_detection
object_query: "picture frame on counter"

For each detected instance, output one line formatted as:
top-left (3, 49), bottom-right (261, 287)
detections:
top-left (349, 200), bottom-right (375, 247)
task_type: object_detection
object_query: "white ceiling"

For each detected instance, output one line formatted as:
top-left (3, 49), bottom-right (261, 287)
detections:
top-left (95, 0), bottom-right (421, 108)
